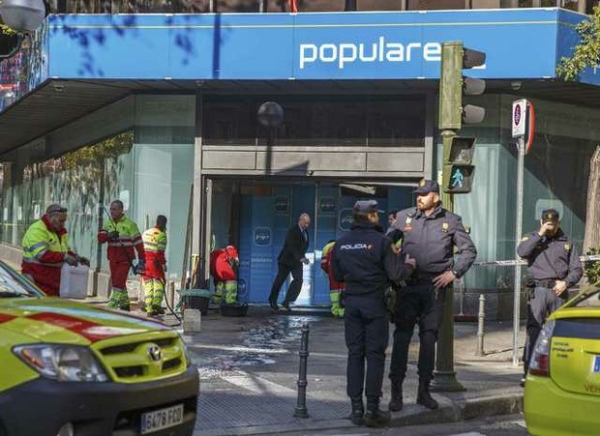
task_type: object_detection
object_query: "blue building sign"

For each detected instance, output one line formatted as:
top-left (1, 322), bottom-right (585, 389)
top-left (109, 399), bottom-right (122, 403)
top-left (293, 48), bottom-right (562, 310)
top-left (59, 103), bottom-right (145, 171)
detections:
top-left (43, 9), bottom-right (596, 84)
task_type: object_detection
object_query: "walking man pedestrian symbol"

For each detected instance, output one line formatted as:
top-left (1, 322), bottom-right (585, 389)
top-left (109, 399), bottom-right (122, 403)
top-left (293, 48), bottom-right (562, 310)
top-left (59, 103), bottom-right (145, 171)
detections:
top-left (451, 168), bottom-right (464, 188)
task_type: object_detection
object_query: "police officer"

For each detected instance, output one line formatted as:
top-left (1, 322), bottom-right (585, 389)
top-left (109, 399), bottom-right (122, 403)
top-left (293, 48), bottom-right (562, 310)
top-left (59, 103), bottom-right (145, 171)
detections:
top-left (332, 200), bottom-right (415, 428)
top-left (387, 179), bottom-right (477, 411)
top-left (517, 208), bottom-right (582, 386)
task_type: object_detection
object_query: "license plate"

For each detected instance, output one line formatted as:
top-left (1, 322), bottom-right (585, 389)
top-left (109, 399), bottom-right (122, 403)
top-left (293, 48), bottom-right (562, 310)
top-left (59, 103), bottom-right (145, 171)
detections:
top-left (141, 404), bottom-right (184, 434)
top-left (593, 355), bottom-right (600, 373)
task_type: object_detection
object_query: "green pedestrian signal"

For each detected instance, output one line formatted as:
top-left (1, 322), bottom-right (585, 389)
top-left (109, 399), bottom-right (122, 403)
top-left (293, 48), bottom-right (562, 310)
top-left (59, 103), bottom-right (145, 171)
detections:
top-left (444, 136), bottom-right (476, 194)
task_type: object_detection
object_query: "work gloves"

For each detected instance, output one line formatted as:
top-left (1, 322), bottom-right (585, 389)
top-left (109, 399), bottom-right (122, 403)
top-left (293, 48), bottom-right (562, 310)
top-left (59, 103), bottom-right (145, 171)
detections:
top-left (77, 255), bottom-right (91, 266)
top-left (64, 254), bottom-right (91, 267)
top-left (108, 231), bottom-right (120, 241)
top-left (133, 260), bottom-right (146, 275)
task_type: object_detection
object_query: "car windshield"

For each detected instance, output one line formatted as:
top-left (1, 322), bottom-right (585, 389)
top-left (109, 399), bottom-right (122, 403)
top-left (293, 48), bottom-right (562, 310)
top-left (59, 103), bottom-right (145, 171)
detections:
top-left (0, 262), bottom-right (43, 298)
top-left (567, 287), bottom-right (600, 308)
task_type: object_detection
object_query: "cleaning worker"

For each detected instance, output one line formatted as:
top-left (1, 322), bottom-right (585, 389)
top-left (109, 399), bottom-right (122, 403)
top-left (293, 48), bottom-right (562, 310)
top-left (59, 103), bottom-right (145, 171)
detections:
top-left (142, 215), bottom-right (168, 317)
top-left (97, 200), bottom-right (145, 311)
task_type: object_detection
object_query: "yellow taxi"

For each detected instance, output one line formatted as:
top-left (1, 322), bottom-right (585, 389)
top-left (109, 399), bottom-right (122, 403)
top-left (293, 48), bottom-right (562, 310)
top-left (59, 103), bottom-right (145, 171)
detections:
top-left (0, 261), bottom-right (199, 436)
top-left (524, 286), bottom-right (600, 436)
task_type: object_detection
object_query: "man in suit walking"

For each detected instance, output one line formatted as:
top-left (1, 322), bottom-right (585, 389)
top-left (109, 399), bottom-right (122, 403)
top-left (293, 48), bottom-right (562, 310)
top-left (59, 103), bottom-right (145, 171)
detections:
top-left (269, 212), bottom-right (311, 311)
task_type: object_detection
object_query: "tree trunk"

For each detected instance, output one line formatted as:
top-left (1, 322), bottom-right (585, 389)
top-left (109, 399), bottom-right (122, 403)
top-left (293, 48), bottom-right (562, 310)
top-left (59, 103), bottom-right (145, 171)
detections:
top-left (583, 146), bottom-right (600, 254)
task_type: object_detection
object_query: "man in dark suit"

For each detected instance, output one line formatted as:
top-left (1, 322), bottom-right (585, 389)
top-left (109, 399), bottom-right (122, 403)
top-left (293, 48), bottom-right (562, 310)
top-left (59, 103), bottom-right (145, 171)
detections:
top-left (269, 213), bottom-right (311, 311)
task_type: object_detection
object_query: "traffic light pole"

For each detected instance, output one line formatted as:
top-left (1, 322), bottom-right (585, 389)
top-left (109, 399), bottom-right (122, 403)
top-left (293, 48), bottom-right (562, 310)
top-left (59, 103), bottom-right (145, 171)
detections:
top-left (431, 129), bottom-right (466, 393)
top-left (432, 41), bottom-right (484, 392)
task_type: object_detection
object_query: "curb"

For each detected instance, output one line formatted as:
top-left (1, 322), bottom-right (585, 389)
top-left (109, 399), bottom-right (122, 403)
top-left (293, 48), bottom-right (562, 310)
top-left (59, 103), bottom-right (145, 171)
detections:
top-left (459, 393), bottom-right (524, 420)
top-left (390, 392), bottom-right (523, 428)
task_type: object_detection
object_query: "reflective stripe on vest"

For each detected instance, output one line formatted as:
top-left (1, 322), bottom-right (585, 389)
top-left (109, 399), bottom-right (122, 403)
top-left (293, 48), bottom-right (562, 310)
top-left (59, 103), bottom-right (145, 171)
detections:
top-left (142, 228), bottom-right (167, 253)
top-left (102, 215), bottom-right (142, 244)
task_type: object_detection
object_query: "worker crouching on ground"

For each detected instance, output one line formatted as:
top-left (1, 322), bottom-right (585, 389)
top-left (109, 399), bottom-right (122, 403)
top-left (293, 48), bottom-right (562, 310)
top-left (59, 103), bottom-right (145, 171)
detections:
top-left (209, 245), bottom-right (240, 305)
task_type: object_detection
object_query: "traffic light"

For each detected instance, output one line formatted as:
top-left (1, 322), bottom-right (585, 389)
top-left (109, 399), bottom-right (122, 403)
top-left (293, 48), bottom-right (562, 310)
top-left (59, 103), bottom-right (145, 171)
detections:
top-left (438, 41), bottom-right (486, 131)
top-left (443, 136), bottom-right (476, 194)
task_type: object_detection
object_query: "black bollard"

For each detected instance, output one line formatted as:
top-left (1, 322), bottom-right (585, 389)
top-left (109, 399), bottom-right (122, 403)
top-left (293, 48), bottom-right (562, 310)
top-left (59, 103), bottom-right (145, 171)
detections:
top-left (294, 322), bottom-right (310, 418)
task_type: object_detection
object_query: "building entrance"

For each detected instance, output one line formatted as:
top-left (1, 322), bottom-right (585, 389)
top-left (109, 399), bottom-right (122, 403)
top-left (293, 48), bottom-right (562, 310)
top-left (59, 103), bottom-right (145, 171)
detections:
top-left (209, 179), bottom-right (413, 306)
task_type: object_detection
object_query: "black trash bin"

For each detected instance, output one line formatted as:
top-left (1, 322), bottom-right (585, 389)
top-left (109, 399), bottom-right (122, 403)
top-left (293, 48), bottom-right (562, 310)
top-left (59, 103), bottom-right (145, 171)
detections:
top-left (221, 303), bottom-right (249, 317)
top-left (180, 289), bottom-right (212, 316)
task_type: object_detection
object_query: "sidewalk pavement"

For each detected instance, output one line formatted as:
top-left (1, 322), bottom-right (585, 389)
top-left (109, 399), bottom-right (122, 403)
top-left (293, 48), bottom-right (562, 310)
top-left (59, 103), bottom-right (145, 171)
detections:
top-left (175, 305), bottom-right (526, 436)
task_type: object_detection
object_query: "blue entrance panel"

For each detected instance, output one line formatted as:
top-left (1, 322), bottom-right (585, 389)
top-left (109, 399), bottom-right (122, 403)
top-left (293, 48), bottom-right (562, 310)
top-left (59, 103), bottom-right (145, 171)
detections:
top-left (271, 186), bottom-right (293, 304)
top-left (238, 194), bottom-right (275, 305)
top-left (238, 184), bottom-right (326, 305)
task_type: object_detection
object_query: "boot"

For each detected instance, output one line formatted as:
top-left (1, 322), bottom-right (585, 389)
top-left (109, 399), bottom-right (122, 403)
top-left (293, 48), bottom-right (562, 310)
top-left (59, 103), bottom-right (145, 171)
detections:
top-left (417, 381), bottom-right (438, 410)
top-left (348, 398), bottom-right (364, 426)
top-left (364, 408), bottom-right (391, 428)
top-left (388, 377), bottom-right (403, 412)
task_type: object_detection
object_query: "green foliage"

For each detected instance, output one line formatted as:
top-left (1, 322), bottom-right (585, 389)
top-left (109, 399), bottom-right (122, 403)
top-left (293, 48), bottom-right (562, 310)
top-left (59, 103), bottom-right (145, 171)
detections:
top-left (61, 131), bottom-right (134, 170)
top-left (557, 6), bottom-right (600, 81)
top-left (583, 248), bottom-right (600, 284)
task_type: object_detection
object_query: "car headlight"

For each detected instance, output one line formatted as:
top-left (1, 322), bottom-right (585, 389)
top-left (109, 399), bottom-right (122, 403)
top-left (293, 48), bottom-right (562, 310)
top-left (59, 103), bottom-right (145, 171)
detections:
top-left (13, 344), bottom-right (109, 382)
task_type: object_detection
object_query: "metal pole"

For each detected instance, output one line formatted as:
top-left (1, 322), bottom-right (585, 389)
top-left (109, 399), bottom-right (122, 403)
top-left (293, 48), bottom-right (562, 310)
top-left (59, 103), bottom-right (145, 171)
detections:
top-left (512, 137), bottom-right (525, 367)
top-left (458, 277), bottom-right (465, 317)
top-left (476, 294), bottom-right (485, 356)
top-left (294, 322), bottom-right (310, 418)
top-left (431, 131), bottom-right (465, 392)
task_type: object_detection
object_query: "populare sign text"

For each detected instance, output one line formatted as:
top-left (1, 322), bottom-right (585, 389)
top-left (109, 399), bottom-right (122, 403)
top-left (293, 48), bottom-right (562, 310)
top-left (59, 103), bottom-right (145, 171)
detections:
top-left (299, 37), bottom-right (442, 70)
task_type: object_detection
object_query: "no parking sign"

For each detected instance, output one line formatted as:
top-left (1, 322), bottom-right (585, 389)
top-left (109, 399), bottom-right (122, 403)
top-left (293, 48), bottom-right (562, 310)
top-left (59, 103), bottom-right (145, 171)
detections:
top-left (512, 99), bottom-right (535, 154)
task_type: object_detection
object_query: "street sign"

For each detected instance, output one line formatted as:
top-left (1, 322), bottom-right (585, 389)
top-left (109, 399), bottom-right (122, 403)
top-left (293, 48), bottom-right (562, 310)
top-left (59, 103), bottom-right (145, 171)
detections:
top-left (512, 99), bottom-right (528, 138)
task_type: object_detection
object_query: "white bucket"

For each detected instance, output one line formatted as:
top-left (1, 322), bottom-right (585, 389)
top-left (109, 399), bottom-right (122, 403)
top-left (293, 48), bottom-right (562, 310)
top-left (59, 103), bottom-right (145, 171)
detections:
top-left (183, 308), bottom-right (202, 332)
top-left (59, 264), bottom-right (89, 299)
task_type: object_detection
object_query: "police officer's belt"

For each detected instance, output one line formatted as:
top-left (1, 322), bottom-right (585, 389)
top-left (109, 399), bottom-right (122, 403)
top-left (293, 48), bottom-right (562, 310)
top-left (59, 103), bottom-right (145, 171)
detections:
top-left (534, 279), bottom-right (557, 288)
top-left (405, 275), bottom-right (436, 286)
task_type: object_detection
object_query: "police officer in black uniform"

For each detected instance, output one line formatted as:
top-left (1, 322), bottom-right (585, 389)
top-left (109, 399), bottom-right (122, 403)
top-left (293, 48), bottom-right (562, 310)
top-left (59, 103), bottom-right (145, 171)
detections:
top-left (332, 200), bottom-right (415, 428)
top-left (517, 208), bottom-right (582, 386)
top-left (387, 179), bottom-right (477, 411)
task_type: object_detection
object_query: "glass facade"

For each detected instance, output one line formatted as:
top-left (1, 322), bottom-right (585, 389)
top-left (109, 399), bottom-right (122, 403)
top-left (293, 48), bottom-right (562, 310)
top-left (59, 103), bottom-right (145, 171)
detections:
top-left (0, 95), bottom-right (195, 285)
top-left (0, 131), bottom-right (134, 272)
top-left (132, 95), bottom-right (195, 284)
